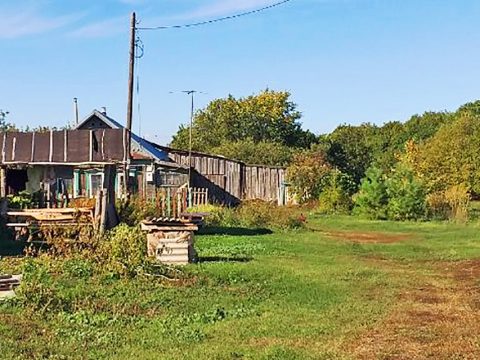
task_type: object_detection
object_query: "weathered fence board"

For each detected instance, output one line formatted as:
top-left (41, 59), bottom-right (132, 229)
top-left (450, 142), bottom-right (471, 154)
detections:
top-left (165, 148), bottom-right (286, 205)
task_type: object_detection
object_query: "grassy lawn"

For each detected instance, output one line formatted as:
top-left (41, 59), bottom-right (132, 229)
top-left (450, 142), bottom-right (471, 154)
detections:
top-left (1, 215), bottom-right (480, 359)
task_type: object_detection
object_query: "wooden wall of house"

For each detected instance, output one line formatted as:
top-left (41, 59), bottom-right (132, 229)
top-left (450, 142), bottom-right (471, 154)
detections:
top-left (167, 151), bottom-right (286, 205)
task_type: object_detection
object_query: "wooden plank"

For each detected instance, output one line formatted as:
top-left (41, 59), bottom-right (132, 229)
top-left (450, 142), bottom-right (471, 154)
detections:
top-left (141, 224), bottom-right (198, 231)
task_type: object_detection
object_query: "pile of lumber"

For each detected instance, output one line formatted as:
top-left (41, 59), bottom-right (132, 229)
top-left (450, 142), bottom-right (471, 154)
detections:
top-left (6, 208), bottom-right (94, 226)
top-left (5, 208), bottom-right (94, 241)
top-left (0, 274), bottom-right (21, 292)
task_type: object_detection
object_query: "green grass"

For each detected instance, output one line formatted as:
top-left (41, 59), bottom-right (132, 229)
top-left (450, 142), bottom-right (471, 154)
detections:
top-left (1, 215), bottom-right (480, 359)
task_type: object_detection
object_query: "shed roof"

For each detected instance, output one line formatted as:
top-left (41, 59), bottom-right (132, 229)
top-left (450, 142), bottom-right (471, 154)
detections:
top-left (0, 129), bottom-right (127, 165)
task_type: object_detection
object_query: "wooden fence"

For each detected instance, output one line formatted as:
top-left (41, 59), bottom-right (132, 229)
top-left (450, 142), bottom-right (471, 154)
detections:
top-left (146, 187), bottom-right (209, 219)
top-left (165, 149), bottom-right (286, 205)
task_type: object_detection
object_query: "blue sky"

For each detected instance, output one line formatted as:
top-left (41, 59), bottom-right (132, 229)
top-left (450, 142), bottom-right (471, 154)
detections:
top-left (1, 0), bottom-right (480, 144)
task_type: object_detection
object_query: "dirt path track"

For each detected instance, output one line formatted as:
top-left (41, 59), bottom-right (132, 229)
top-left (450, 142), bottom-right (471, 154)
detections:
top-left (350, 259), bottom-right (480, 359)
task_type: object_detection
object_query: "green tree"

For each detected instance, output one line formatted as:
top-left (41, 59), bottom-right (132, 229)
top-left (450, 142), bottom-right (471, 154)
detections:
top-left (211, 140), bottom-right (295, 166)
top-left (326, 123), bottom-right (379, 185)
top-left (353, 166), bottom-right (388, 219)
top-left (386, 164), bottom-right (426, 221)
top-left (318, 169), bottom-right (355, 214)
top-left (415, 112), bottom-right (480, 195)
top-left (171, 90), bottom-right (316, 154)
top-left (0, 109), bottom-right (15, 132)
top-left (403, 111), bottom-right (452, 143)
top-left (286, 147), bottom-right (332, 203)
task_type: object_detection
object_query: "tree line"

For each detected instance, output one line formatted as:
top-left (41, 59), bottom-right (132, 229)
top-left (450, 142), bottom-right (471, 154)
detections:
top-left (171, 90), bottom-right (480, 221)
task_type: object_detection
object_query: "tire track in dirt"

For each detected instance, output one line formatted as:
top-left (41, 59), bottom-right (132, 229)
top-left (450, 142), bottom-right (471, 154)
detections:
top-left (349, 259), bottom-right (480, 360)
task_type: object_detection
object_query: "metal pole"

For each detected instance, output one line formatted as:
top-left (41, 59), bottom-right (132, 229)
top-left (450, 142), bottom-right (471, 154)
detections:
top-left (73, 98), bottom-right (79, 126)
top-left (189, 91), bottom-right (194, 188)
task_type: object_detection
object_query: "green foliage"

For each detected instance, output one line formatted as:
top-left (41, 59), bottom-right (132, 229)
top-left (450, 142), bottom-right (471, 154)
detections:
top-left (402, 111), bottom-right (453, 143)
top-left (97, 224), bottom-right (147, 278)
top-left (353, 165), bottom-right (427, 221)
top-left (318, 170), bottom-right (355, 215)
top-left (170, 90), bottom-right (315, 166)
top-left (7, 191), bottom-right (33, 209)
top-left (426, 184), bottom-right (470, 222)
top-left (353, 167), bottom-right (388, 219)
top-left (415, 111), bottom-right (480, 195)
top-left (16, 259), bottom-right (70, 314)
top-left (385, 165), bottom-right (426, 221)
top-left (326, 123), bottom-right (379, 184)
top-left (202, 201), bottom-right (306, 231)
top-left (0, 109), bottom-right (15, 132)
top-left (286, 146), bottom-right (332, 202)
top-left (211, 139), bottom-right (295, 167)
top-left (116, 196), bottom-right (153, 226)
top-left (321, 111), bottom-right (453, 184)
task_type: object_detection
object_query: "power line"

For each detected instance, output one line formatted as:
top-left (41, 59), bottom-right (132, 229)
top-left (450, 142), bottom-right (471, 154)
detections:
top-left (137, 0), bottom-right (293, 31)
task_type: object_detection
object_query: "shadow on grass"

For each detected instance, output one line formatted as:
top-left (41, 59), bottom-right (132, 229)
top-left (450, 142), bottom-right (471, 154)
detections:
top-left (198, 227), bottom-right (273, 236)
top-left (0, 240), bottom-right (27, 257)
top-left (197, 256), bottom-right (253, 263)
top-left (0, 224), bottom-right (27, 257)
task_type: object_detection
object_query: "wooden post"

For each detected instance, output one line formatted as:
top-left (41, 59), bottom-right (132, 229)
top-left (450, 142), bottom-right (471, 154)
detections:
top-left (0, 166), bottom-right (6, 198)
top-left (125, 12), bottom-right (136, 196)
top-left (0, 168), bottom-right (7, 215)
top-left (166, 187), bottom-right (171, 218)
top-left (94, 189), bottom-right (102, 232)
top-left (102, 165), bottom-right (118, 230)
top-left (100, 189), bottom-right (108, 234)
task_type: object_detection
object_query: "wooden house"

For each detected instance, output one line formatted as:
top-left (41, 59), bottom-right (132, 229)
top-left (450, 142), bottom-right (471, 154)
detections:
top-left (0, 109), bottom-right (289, 207)
top-left (0, 128), bottom-right (126, 206)
top-left (74, 109), bottom-right (189, 199)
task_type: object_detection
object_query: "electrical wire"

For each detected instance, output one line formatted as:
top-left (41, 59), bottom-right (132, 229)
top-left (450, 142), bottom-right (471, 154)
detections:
top-left (136, 0), bottom-right (292, 31)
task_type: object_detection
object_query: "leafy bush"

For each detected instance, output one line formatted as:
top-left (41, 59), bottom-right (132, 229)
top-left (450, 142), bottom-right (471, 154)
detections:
top-left (426, 184), bottom-right (470, 222)
top-left (202, 201), bottom-right (305, 231)
top-left (353, 167), bottom-right (388, 219)
top-left (7, 190), bottom-right (33, 209)
top-left (96, 224), bottom-right (147, 278)
top-left (353, 165), bottom-right (427, 221)
top-left (286, 146), bottom-right (332, 203)
top-left (318, 170), bottom-right (355, 215)
top-left (116, 196), bottom-right (155, 226)
top-left (385, 165), bottom-right (426, 221)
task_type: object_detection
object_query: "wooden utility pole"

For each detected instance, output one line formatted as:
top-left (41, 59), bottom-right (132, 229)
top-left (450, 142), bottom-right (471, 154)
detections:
top-left (125, 12), bottom-right (136, 196)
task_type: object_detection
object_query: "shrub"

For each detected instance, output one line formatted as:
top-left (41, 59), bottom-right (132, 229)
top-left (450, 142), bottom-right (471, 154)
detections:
top-left (116, 196), bottom-right (155, 226)
top-left (385, 165), bottom-right (426, 221)
top-left (286, 147), bottom-right (332, 203)
top-left (201, 201), bottom-right (305, 231)
top-left (353, 167), bottom-right (388, 219)
top-left (7, 190), bottom-right (33, 209)
top-left (96, 224), bottom-right (147, 278)
top-left (318, 170), bottom-right (355, 215)
top-left (427, 184), bottom-right (470, 222)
